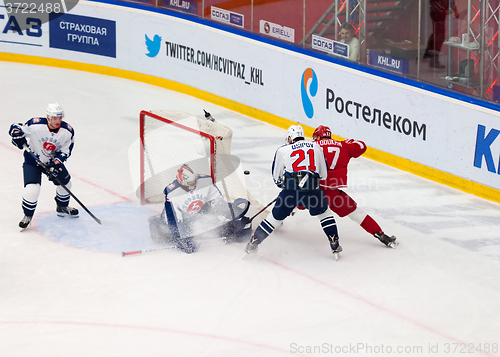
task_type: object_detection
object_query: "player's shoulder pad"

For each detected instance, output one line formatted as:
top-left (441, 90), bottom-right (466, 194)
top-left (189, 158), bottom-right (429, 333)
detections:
top-left (164, 180), bottom-right (180, 196)
top-left (26, 117), bottom-right (47, 126)
top-left (197, 174), bottom-right (214, 189)
top-left (60, 121), bottom-right (75, 135)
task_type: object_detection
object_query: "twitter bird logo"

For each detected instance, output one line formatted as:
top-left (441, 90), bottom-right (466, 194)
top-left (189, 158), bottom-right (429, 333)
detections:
top-left (145, 34), bottom-right (161, 58)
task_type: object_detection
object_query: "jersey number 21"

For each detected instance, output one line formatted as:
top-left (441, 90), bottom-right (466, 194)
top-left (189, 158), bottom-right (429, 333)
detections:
top-left (291, 149), bottom-right (316, 171)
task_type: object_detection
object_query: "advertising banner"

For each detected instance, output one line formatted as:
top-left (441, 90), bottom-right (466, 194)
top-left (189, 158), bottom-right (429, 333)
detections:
top-left (368, 50), bottom-right (409, 75)
top-left (162, 0), bottom-right (197, 15)
top-left (210, 6), bottom-right (243, 28)
top-left (259, 20), bottom-right (294, 43)
top-left (1, 1), bottom-right (499, 193)
top-left (49, 13), bottom-right (116, 57)
top-left (311, 34), bottom-right (348, 58)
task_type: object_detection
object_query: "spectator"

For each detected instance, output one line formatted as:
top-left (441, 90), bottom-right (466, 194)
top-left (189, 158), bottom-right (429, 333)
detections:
top-left (340, 23), bottom-right (360, 62)
top-left (423, 0), bottom-right (459, 68)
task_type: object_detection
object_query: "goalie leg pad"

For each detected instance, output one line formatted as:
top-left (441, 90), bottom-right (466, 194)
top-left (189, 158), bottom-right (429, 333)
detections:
top-left (171, 235), bottom-right (198, 254)
top-left (148, 214), bottom-right (172, 244)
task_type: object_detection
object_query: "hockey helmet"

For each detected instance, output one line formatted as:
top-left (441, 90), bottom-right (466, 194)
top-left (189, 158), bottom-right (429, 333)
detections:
top-left (286, 125), bottom-right (305, 144)
top-left (313, 125), bottom-right (332, 141)
top-left (46, 102), bottom-right (64, 121)
top-left (176, 164), bottom-right (197, 190)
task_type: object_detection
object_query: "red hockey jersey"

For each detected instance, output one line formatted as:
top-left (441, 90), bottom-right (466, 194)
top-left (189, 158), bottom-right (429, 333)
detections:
top-left (315, 138), bottom-right (367, 189)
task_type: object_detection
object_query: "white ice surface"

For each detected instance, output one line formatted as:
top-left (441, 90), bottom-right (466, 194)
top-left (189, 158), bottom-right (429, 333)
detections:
top-left (1, 62), bottom-right (499, 357)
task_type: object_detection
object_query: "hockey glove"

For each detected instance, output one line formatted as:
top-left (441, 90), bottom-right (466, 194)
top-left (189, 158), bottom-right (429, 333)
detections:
top-left (240, 216), bottom-right (252, 229)
top-left (10, 129), bottom-right (27, 150)
top-left (47, 160), bottom-right (66, 181)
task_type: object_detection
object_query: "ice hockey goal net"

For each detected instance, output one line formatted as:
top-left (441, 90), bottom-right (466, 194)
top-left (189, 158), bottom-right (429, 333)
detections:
top-left (139, 110), bottom-right (259, 210)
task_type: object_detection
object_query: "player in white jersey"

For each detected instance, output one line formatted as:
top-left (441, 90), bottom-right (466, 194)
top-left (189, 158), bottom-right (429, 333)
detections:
top-left (9, 103), bottom-right (78, 231)
top-left (245, 125), bottom-right (342, 259)
top-left (148, 164), bottom-right (252, 253)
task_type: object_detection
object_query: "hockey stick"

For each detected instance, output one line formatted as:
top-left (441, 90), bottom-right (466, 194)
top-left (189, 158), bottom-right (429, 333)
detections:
top-left (24, 145), bottom-right (119, 227)
top-left (122, 237), bottom-right (228, 256)
top-left (122, 245), bottom-right (177, 256)
top-left (249, 198), bottom-right (277, 222)
top-left (220, 178), bottom-right (235, 219)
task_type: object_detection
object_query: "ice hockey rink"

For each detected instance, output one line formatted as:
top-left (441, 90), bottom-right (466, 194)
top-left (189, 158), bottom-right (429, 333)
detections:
top-left (1, 60), bottom-right (499, 357)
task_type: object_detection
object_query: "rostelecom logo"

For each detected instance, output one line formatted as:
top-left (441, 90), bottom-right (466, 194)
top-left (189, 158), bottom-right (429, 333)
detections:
top-left (301, 68), bottom-right (318, 119)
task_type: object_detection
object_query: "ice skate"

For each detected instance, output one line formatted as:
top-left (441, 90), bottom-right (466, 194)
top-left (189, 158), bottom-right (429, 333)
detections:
top-left (244, 235), bottom-right (260, 254)
top-left (19, 215), bottom-right (32, 231)
top-left (56, 206), bottom-right (79, 218)
top-left (374, 232), bottom-right (398, 249)
top-left (329, 235), bottom-right (342, 261)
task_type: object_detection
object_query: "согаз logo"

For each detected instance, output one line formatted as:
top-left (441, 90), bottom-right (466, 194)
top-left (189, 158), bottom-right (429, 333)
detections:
top-left (301, 68), bottom-right (318, 119)
top-left (145, 34), bottom-right (162, 57)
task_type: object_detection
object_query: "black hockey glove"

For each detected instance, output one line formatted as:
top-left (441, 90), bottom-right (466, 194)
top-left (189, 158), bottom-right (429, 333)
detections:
top-left (47, 160), bottom-right (64, 179)
top-left (10, 129), bottom-right (27, 150)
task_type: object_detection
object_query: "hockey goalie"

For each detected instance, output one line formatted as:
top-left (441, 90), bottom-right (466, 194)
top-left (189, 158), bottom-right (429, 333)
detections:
top-left (148, 163), bottom-right (252, 253)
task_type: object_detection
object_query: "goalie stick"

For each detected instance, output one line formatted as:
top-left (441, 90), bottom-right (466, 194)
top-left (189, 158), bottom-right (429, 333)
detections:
top-left (122, 237), bottom-right (227, 256)
top-left (24, 145), bottom-right (119, 227)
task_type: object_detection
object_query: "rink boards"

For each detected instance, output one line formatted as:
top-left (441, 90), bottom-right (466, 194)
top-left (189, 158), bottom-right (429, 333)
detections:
top-left (0, 0), bottom-right (499, 203)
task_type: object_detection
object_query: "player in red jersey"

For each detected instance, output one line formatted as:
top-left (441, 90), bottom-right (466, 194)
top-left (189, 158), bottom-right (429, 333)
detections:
top-left (312, 125), bottom-right (398, 248)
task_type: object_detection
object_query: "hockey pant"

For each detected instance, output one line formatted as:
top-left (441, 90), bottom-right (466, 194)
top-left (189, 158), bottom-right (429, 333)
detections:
top-left (22, 161), bottom-right (72, 217)
top-left (322, 188), bottom-right (383, 235)
top-left (253, 188), bottom-right (338, 243)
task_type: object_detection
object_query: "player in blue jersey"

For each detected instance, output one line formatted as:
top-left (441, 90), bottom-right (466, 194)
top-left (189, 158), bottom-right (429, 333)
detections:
top-left (245, 125), bottom-right (342, 259)
top-left (148, 163), bottom-right (252, 253)
top-left (9, 103), bottom-right (79, 231)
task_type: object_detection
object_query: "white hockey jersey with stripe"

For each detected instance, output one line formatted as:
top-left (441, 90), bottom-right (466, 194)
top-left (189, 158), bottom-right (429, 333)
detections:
top-left (20, 117), bottom-right (75, 164)
top-left (164, 175), bottom-right (226, 223)
top-left (271, 140), bottom-right (328, 186)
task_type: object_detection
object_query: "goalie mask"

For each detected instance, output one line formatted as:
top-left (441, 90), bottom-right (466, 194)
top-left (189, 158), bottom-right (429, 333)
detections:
top-left (313, 125), bottom-right (332, 141)
top-left (176, 164), bottom-right (197, 190)
top-left (286, 125), bottom-right (305, 144)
